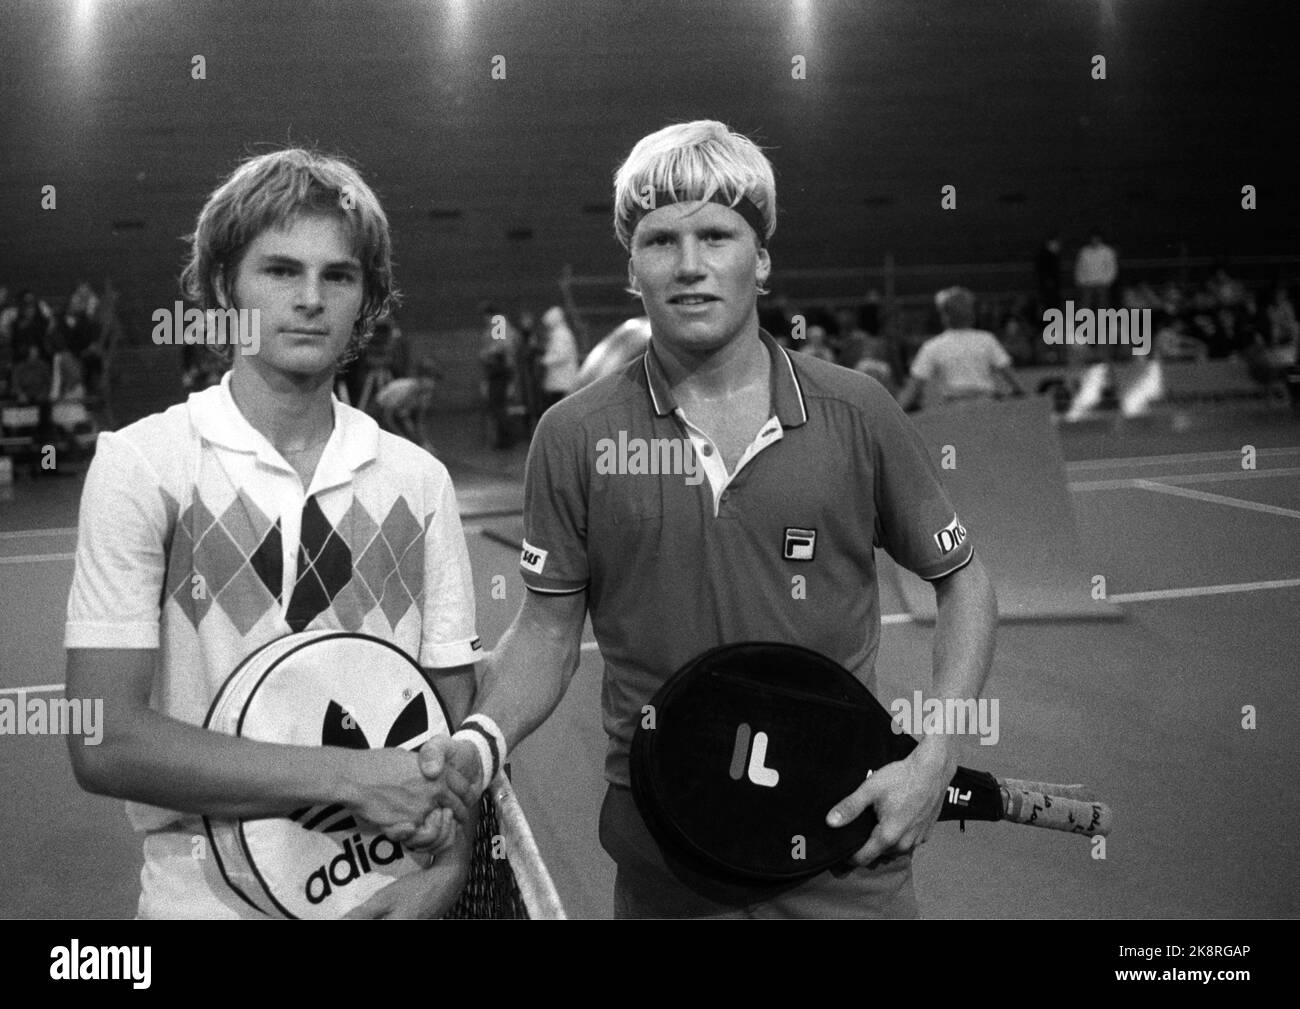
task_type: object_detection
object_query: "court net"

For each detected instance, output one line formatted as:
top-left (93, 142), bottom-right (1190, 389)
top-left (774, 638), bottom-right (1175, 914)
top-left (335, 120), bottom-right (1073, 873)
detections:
top-left (443, 772), bottom-right (566, 920)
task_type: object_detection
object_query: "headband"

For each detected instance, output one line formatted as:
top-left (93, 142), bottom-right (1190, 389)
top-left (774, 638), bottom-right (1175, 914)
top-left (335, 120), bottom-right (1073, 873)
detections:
top-left (630, 190), bottom-right (768, 247)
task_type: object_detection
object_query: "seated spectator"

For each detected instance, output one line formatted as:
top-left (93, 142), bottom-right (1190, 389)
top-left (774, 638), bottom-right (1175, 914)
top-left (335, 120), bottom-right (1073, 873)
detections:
top-left (49, 332), bottom-right (97, 449)
top-left (59, 281), bottom-right (104, 396)
top-left (896, 287), bottom-right (1024, 410)
top-left (8, 290), bottom-right (53, 362)
top-left (1121, 282), bottom-right (1160, 312)
top-left (829, 306), bottom-right (870, 369)
top-left (758, 291), bottom-right (799, 343)
top-left (799, 325), bottom-right (837, 362)
top-left (999, 314), bottom-right (1036, 368)
top-left (1208, 265), bottom-right (1247, 308)
top-left (13, 342), bottom-right (52, 405)
top-left (1155, 316), bottom-right (1207, 361)
top-left (853, 355), bottom-right (895, 392)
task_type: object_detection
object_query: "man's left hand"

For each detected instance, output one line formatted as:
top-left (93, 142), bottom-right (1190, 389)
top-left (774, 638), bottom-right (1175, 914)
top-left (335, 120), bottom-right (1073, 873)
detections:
top-left (825, 740), bottom-right (957, 866)
top-left (343, 841), bottom-right (470, 920)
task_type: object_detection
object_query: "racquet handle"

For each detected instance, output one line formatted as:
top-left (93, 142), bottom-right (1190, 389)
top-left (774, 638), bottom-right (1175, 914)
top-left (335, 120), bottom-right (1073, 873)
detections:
top-left (999, 783), bottom-right (1112, 836)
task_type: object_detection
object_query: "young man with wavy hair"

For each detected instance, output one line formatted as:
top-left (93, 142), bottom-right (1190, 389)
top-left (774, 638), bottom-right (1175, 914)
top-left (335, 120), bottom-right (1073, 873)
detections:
top-left (65, 149), bottom-right (480, 919)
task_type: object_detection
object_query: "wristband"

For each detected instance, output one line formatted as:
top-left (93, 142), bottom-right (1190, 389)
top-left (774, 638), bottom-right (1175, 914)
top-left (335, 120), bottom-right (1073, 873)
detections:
top-left (452, 713), bottom-right (507, 790)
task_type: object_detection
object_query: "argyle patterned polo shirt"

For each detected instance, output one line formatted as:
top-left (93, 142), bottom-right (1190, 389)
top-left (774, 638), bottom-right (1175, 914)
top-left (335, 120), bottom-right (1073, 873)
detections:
top-left (66, 371), bottom-right (482, 835)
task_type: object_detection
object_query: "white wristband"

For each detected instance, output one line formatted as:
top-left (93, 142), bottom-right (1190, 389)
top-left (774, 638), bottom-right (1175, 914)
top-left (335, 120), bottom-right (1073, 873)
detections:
top-left (452, 713), bottom-right (507, 791)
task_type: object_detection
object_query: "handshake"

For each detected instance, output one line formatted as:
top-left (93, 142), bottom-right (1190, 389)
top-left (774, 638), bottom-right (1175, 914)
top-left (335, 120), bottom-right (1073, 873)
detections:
top-left (342, 735), bottom-right (487, 856)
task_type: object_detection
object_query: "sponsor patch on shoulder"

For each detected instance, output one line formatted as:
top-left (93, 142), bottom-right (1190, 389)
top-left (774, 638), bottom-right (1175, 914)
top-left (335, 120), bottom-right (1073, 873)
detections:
top-left (934, 514), bottom-right (968, 555)
top-left (520, 539), bottom-right (548, 574)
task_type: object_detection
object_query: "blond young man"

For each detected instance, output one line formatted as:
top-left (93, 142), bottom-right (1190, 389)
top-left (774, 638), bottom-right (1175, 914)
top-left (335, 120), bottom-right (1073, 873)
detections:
top-left (424, 121), bottom-right (999, 918)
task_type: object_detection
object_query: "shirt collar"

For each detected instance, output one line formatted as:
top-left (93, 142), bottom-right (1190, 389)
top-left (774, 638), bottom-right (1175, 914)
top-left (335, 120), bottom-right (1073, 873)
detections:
top-left (642, 328), bottom-right (808, 427)
top-left (188, 370), bottom-right (378, 489)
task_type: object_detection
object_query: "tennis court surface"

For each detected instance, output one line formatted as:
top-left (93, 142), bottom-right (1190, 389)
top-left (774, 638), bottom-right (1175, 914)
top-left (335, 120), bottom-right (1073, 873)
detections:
top-left (2, 408), bottom-right (1296, 918)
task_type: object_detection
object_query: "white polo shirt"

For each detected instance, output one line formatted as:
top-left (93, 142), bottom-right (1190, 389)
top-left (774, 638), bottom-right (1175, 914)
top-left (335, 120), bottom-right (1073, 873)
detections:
top-left (909, 329), bottom-right (1011, 398)
top-left (65, 371), bottom-right (481, 917)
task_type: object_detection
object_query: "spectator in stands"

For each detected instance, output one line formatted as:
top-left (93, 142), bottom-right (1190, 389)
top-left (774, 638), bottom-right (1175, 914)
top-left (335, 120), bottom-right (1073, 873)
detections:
top-left (858, 290), bottom-right (883, 337)
top-left (1266, 287), bottom-right (1299, 361)
top-left (1035, 232), bottom-right (1063, 314)
top-left (13, 340), bottom-right (52, 405)
top-left (59, 281), bottom-right (104, 397)
top-left (0, 286), bottom-right (13, 397)
top-left (829, 306), bottom-right (870, 369)
top-left (998, 313), bottom-right (1035, 368)
top-left (1074, 230), bottom-right (1118, 313)
top-left (896, 286), bottom-right (1024, 411)
top-left (758, 290), bottom-right (798, 344)
top-left (49, 330), bottom-right (96, 451)
top-left (479, 302), bottom-right (521, 449)
top-left (798, 324), bottom-right (836, 362)
top-left (9, 289), bottom-right (54, 362)
top-left (515, 309), bottom-right (545, 431)
top-left (1154, 314), bottom-right (1206, 361)
top-left (1208, 265), bottom-right (1247, 308)
top-left (537, 306), bottom-right (579, 410)
top-left (1121, 281), bottom-right (1161, 313)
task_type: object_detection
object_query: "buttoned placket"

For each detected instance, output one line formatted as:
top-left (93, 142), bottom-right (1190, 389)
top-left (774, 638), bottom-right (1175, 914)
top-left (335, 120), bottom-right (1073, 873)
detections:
top-left (674, 409), bottom-right (785, 517)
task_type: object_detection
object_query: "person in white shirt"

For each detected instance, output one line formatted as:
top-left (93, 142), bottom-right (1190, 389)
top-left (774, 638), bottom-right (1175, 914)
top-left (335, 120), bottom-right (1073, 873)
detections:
top-left (1074, 231), bottom-right (1118, 313)
top-left (537, 305), bottom-right (580, 409)
top-left (64, 148), bottom-right (481, 919)
top-left (896, 287), bottom-right (1024, 410)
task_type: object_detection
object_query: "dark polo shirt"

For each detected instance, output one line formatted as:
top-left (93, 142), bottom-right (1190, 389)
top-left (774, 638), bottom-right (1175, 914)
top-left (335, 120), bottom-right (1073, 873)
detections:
top-left (519, 329), bottom-right (974, 790)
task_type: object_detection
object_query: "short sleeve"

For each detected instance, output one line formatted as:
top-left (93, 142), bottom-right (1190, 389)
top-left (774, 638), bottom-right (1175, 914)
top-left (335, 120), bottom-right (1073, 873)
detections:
top-left (983, 333), bottom-right (1011, 370)
top-left (418, 464), bottom-right (484, 668)
top-left (519, 405), bottom-right (589, 594)
top-left (65, 432), bottom-right (171, 649)
top-left (909, 339), bottom-right (935, 380)
top-left (870, 394), bottom-right (975, 581)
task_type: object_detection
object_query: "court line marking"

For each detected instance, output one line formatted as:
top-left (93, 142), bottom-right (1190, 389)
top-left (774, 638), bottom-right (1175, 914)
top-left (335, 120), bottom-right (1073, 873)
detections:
top-left (1071, 467), bottom-right (1300, 492)
top-left (1109, 578), bottom-right (1300, 603)
top-left (1133, 479), bottom-right (1300, 520)
top-left (0, 527), bottom-right (79, 541)
top-left (0, 553), bottom-right (76, 565)
top-left (1066, 447), bottom-right (1300, 471)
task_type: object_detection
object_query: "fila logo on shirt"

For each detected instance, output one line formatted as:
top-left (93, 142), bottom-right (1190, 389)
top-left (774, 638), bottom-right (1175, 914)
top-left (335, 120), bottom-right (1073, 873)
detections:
top-left (729, 722), bottom-right (780, 788)
top-left (934, 515), bottom-right (967, 555)
top-left (783, 527), bottom-right (817, 561)
top-left (520, 539), bottom-right (548, 574)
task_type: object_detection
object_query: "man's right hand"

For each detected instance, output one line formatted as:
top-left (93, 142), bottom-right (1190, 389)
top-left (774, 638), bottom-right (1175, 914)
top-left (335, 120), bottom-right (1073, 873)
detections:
top-left (343, 748), bottom-right (470, 844)
top-left (404, 736), bottom-right (485, 851)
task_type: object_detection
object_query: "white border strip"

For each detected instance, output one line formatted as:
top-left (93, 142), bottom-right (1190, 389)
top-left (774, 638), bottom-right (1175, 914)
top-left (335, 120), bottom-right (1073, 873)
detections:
top-left (0, 684), bottom-right (65, 696)
top-left (0, 553), bottom-right (75, 565)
